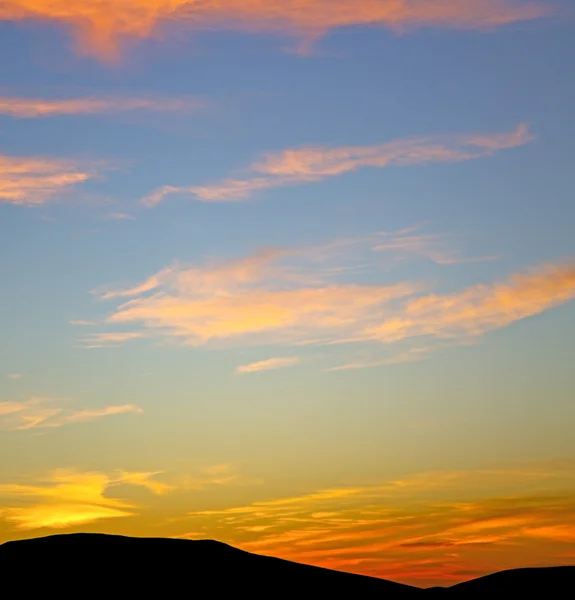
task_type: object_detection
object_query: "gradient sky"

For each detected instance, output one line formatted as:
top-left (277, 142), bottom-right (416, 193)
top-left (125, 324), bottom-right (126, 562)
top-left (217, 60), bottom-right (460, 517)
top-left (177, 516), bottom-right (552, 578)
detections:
top-left (1, 0), bottom-right (575, 588)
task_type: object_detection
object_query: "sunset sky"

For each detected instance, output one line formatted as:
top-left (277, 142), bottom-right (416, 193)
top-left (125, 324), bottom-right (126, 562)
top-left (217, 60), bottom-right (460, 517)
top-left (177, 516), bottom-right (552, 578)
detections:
top-left (1, 0), bottom-right (574, 588)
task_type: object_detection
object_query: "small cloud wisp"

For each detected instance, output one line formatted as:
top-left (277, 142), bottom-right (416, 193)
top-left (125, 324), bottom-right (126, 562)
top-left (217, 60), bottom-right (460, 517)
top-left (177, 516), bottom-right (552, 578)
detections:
top-left (143, 124), bottom-right (533, 206)
top-left (0, 398), bottom-right (142, 431)
top-left (0, 95), bottom-right (206, 118)
top-left (0, 154), bottom-right (104, 206)
top-left (236, 356), bottom-right (301, 375)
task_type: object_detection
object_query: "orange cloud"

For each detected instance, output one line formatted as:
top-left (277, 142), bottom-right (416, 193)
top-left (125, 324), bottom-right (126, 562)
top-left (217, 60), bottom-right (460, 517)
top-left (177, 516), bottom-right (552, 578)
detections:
top-left (523, 525), bottom-right (575, 543)
top-left (367, 261), bottom-right (575, 343)
top-left (0, 1), bottom-right (550, 60)
top-left (90, 237), bottom-right (575, 368)
top-left (236, 356), bottom-right (301, 374)
top-left (108, 284), bottom-right (414, 345)
top-left (0, 398), bottom-right (142, 430)
top-left (142, 124), bottom-right (533, 205)
top-left (182, 461), bottom-right (575, 587)
top-left (0, 154), bottom-right (102, 206)
top-left (99, 249), bottom-right (417, 346)
top-left (0, 95), bottom-right (205, 118)
top-left (254, 124), bottom-right (531, 177)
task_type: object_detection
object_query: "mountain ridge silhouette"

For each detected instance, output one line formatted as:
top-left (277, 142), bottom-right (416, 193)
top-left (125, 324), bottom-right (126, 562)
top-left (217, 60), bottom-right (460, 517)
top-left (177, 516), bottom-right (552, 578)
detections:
top-left (1, 533), bottom-right (572, 597)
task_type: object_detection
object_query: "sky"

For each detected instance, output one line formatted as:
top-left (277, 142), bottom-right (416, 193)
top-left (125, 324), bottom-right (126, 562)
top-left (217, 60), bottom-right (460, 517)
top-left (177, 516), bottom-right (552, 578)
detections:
top-left (1, 0), bottom-right (574, 588)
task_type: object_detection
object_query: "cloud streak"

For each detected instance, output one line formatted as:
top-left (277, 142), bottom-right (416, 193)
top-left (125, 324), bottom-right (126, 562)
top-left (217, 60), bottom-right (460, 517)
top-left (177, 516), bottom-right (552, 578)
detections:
top-left (105, 212), bottom-right (136, 221)
top-left (0, 1), bottom-right (551, 60)
top-left (89, 236), bottom-right (575, 366)
top-left (78, 332), bottom-right (146, 349)
top-left (96, 248), bottom-right (417, 347)
top-left (143, 124), bottom-right (533, 205)
top-left (236, 356), bottom-right (301, 374)
top-left (178, 463), bottom-right (263, 490)
top-left (326, 347), bottom-right (432, 372)
top-left (366, 261), bottom-right (575, 343)
top-left (0, 398), bottom-right (142, 431)
top-left (182, 461), bottom-right (575, 587)
top-left (0, 154), bottom-right (104, 206)
top-left (373, 226), bottom-right (498, 265)
top-left (0, 95), bottom-right (206, 118)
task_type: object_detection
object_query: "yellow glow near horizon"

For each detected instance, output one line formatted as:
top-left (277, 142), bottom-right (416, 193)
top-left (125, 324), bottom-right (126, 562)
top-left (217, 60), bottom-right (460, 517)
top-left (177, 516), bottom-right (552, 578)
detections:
top-left (1, 462), bottom-right (573, 586)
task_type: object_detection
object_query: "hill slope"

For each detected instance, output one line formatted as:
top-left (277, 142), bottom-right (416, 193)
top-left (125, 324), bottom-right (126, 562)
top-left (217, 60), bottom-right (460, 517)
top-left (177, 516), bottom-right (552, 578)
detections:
top-left (0, 533), bottom-right (572, 598)
top-left (444, 566), bottom-right (574, 597)
top-left (0, 533), bottom-right (421, 597)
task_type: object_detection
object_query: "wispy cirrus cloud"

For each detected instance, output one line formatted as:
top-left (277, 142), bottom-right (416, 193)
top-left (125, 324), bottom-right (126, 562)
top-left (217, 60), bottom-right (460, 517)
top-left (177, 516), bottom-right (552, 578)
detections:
top-left (104, 212), bottom-right (136, 221)
top-left (93, 247), bottom-right (418, 347)
top-left (178, 463), bottom-right (263, 491)
top-left (0, 469), bottom-right (169, 530)
top-left (236, 356), bottom-right (301, 375)
top-left (373, 226), bottom-right (498, 265)
top-left (87, 232), bottom-right (575, 367)
top-left (326, 347), bottom-right (433, 372)
top-left (0, 94), bottom-right (206, 118)
top-left (327, 260), bottom-right (575, 370)
top-left (0, 154), bottom-right (105, 206)
top-left (78, 332), bottom-right (146, 349)
top-left (365, 261), bottom-right (575, 344)
top-left (143, 123), bottom-right (533, 205)
top-left (113, 471), bottom-right (174, 496)
top-left (0, 1), bottom-right (551, 60)
top-left (182, 461), bottom-right (575, 587)
top-left (0, 398), bottom-right (142, 431)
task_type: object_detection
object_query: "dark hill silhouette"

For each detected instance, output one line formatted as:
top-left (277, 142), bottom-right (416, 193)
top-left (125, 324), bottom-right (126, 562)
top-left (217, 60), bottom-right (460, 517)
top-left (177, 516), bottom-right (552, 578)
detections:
top-left (0, 533), bottom-right (572, 598)
top-left (440, 566), bottom-right (575, 597)
top-left (0, 533), bottom-right (420, 597)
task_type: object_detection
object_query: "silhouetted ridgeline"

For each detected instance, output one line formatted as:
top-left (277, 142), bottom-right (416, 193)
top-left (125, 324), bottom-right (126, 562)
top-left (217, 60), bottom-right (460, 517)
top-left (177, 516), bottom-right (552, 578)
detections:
top-left (0, 534), bottom-right (572, 597)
